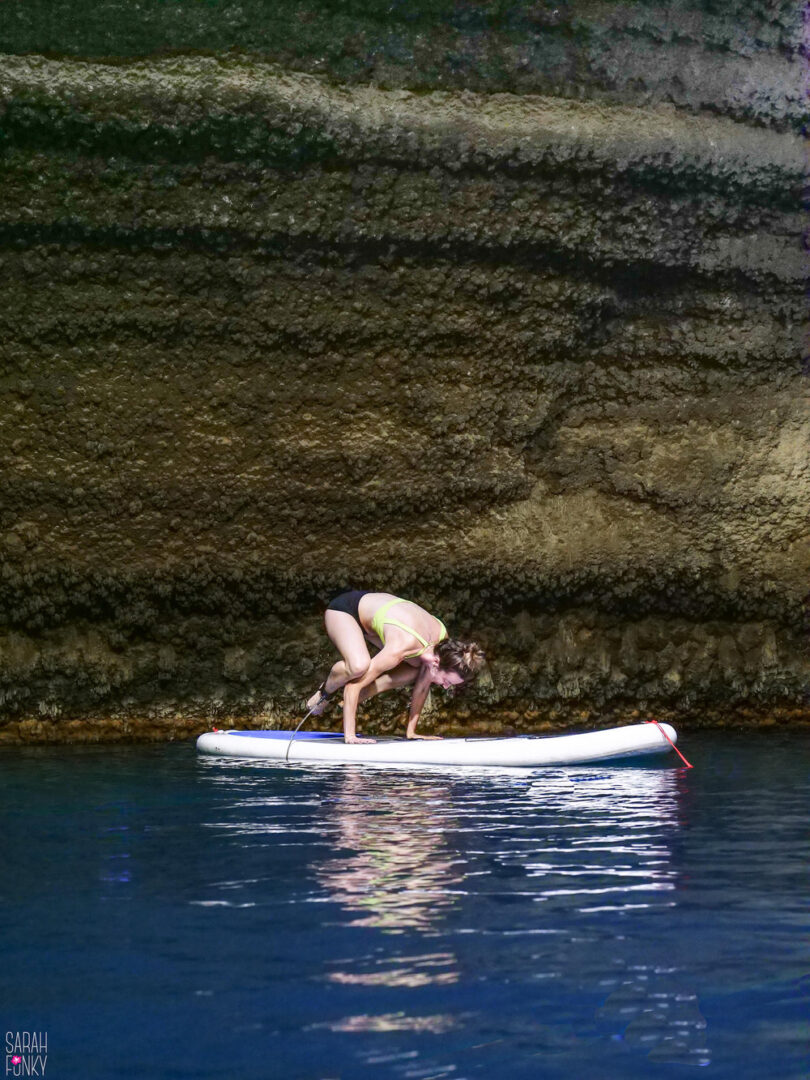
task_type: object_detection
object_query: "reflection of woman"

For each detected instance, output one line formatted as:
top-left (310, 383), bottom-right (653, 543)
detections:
top-left (306, 590), bottom-right (485, 744)
top-left (315, 769), bottom-right (463, 937)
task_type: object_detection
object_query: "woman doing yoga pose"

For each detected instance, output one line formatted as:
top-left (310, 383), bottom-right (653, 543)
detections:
top-left (306, 590), bottom-right (485, 744)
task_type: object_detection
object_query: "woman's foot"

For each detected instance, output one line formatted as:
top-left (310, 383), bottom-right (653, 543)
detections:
top-left (306, 683), bottom-right (331, 715)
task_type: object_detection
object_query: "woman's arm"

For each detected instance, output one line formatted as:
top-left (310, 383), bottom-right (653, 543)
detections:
top-left (341, 646), bottom-right (406, 743)
top-left (406, 666), bottom-right (441, 739)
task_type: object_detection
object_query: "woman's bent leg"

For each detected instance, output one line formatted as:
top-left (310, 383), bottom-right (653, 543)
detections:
top-left (306, 610), bottom-right (372, 710)
top-left (323, 610), bottom-right (372, 690)
top-left (357, 662), bottom-right (419, 704)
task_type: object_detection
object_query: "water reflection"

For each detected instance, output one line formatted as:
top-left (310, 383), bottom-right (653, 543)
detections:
top-left (313, 768), bottom-right (464, 934)
top-left (198, 757), bottom-right (710, 1068)
top-left (312, 1012), bottom-right (457, 1034)
top-left (97, 802), bottom-right (134, 893)
top-left (596, 965), bottom-right (712, 1067)
top-left (518, 768), bottom-right (682, 916)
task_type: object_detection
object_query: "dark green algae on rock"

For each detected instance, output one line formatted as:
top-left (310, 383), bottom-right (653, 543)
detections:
top-left (0, 3), bottom-right (808, 743)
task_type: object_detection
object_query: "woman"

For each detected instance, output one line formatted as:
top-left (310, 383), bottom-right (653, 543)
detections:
top-left (306, 590), bottom-right (485, 744)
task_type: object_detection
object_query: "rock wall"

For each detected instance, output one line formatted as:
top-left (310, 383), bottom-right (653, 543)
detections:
top-left (0, 2), bottom-right (807, 741)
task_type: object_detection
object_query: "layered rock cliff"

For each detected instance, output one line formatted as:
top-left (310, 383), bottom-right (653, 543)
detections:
top-left (0, 1), bottom-right (807, 741)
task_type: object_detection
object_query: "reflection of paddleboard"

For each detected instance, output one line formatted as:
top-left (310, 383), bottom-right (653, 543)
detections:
top-left (196, 722), bottom-right (678, 768)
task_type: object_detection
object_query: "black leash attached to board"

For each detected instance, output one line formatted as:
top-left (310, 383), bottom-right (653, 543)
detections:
top-left (285, 685), bottom-right (331, 762)
top-left (284, 708), bottom-right (315, 762)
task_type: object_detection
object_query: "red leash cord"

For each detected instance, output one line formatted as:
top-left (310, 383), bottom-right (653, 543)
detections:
top-left (646, 719), bottom-right (694, 768)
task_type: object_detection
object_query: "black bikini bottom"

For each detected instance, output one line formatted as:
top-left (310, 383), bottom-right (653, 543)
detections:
top-left (326, 590), bottom-right (370, 623)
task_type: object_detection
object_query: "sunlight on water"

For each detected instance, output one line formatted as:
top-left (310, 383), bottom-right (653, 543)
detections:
top-left (3, 735), bottom-right (808, 1079)
top-left (193, 757), bottom-right (712, 1069)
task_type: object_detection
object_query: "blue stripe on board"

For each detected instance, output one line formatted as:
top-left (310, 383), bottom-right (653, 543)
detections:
top-left (227, 730), bottom-right (343, 740)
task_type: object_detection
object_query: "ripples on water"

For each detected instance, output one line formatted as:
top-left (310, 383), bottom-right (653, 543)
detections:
top-left (196, 763), bottom-right (707, 1072)
top-left (2, 734), bottom-right (808, 1079)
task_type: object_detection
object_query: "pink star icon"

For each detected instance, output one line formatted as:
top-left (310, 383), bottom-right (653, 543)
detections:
top-left (11, 1056), bottom-right (21, 1065)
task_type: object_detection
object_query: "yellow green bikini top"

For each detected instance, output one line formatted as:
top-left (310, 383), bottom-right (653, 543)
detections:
top-left (371, 598), bottom-right (447, 659)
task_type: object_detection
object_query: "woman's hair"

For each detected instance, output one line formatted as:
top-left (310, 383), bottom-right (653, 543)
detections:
top-left (435, 639), bottom-right (486, 683)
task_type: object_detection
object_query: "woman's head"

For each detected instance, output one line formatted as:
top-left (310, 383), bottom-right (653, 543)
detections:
top-left (430, 639), bottom-right (486, 688)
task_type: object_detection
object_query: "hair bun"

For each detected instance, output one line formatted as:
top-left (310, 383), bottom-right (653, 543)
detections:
top-left (436, 638), bottom-right (486, 681)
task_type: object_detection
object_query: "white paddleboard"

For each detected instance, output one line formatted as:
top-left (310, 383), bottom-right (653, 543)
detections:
top-left (196, 722), bottom-right (678, 768)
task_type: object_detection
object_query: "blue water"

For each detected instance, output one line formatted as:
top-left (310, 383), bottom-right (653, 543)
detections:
top-left (1, 732), bottom-right (808, 1079)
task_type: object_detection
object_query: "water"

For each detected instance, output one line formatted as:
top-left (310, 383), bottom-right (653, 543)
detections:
top-left (1, 731), bottom-right (808, 1079)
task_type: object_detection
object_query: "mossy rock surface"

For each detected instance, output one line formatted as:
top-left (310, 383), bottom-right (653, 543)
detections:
top-left (0, 9), bottom-right (807, 740)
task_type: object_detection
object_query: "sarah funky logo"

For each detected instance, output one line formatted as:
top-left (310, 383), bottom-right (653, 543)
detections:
top-left (5, 1033), bottom-right (47, 1077)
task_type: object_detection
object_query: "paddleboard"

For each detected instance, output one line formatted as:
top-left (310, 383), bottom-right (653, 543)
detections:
top-left (195, 722), bottom-right (678, 768)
